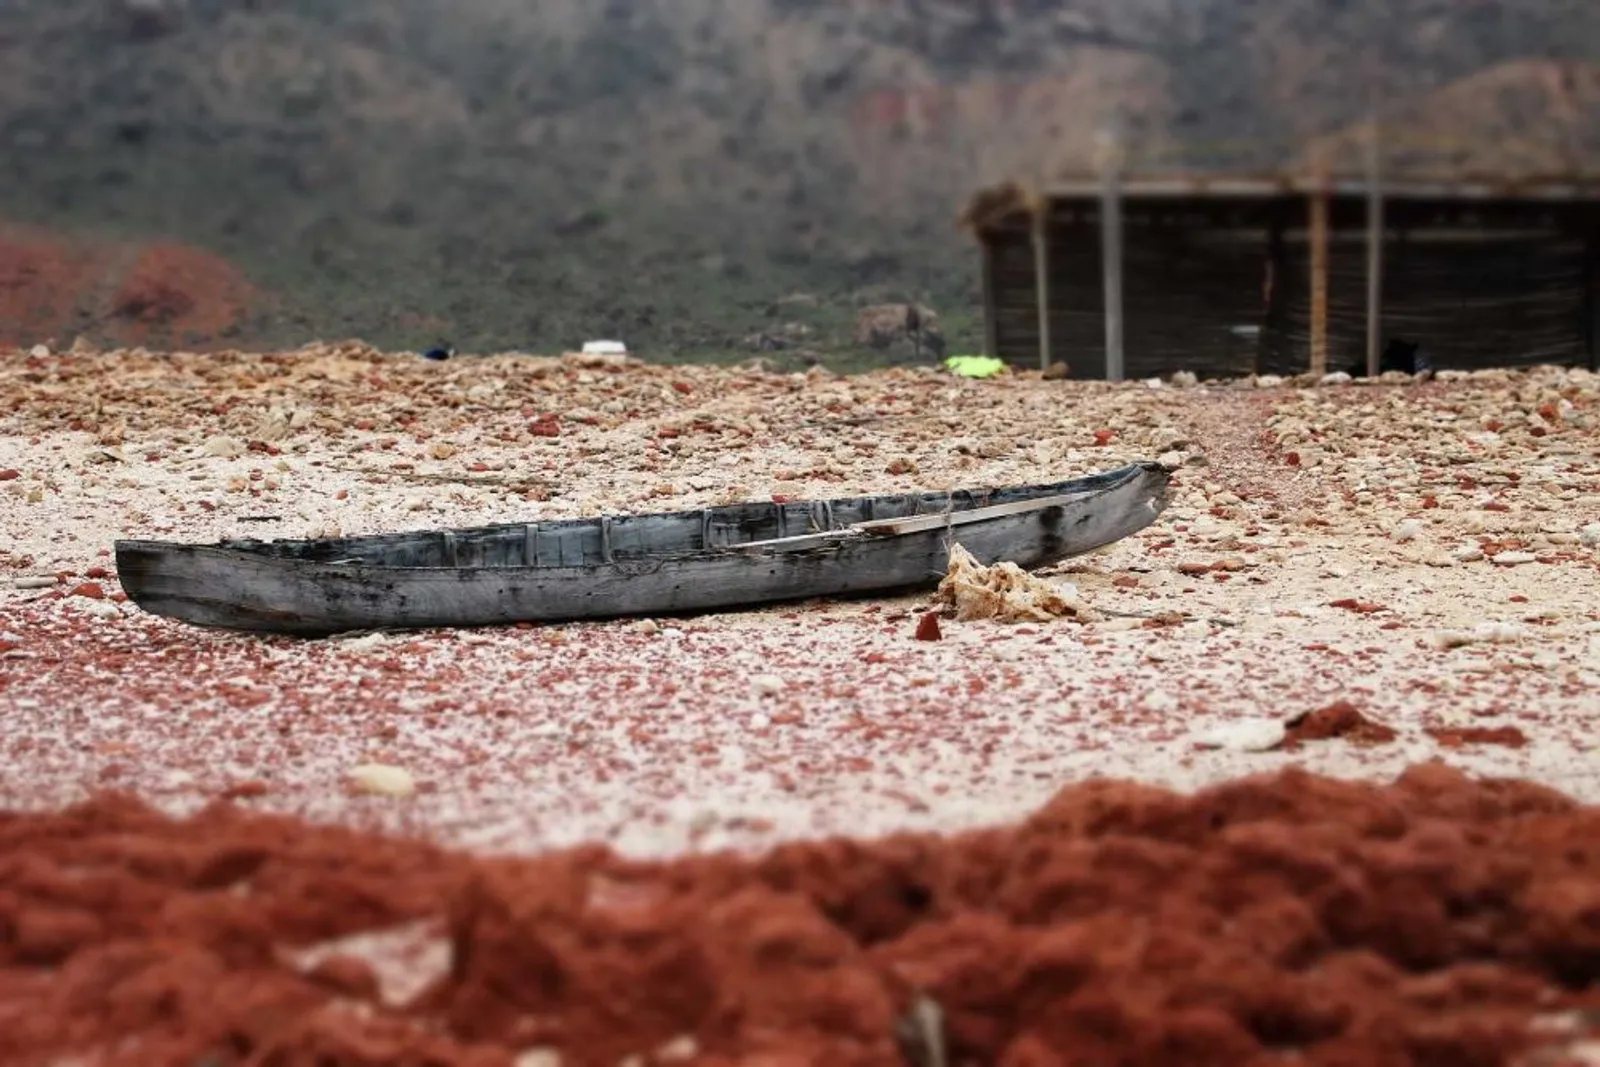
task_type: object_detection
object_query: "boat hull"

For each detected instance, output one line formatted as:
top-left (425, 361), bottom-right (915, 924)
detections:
top-left (114, 462), bottom-right (1172, 637)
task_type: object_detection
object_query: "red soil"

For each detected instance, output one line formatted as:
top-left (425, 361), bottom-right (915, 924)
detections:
top-left (0, 228), bottom-right (101, 344)
top-left (0, 224), bottom-right (255, 350)
top-left (2, 763), bottom-right (1598, 1067)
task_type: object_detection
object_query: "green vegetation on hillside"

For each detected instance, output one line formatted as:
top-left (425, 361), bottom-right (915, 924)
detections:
top-left (1, 0), bottom-right (1596, 362)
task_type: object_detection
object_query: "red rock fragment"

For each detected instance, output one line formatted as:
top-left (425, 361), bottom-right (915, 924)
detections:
top-left (1329, 598), bottom-right (1386, 614)
top-left (1283, 700), bottom-right (1398, 746)
top-left (219, 780), bottom-right (271, 801)
top-left (914, 612), bottom-right (942, 642)
top-left (1427, 726), bottom-right (1529, 749)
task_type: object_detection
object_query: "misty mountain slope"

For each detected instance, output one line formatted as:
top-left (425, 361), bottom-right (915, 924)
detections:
top-left (0, 0), bottom-right (1596, 356)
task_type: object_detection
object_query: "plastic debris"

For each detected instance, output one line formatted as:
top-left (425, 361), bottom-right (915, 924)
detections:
top-left (943, 355), bottom-right (1007, 379)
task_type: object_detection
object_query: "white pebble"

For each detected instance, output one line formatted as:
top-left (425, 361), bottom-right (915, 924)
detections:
top-left (513, 1050), bottom-right (562, 1067)
top-left (1149, 427), bottom-right (1189, 451)
top-left (1492, 551), bottom-right (1536, 566)
top-left (1320, 371), bottom-right (1353, 386)
top-left (1431, 622), bottom-right (1527, 650)
top-left (202, 435), bottom-right (246, 459)
top-left (1169, 370), bottom-right (1199, 388)
top-left (1452, 545), bottom-right (1485, 563)
top-left (1392, 519), bottom-right (1424, 542)
top-left (347, 763), bottom-right (416, 797)
top-left (29, 343), bottom-right (50, 358)
top-left (1254, 374), bottom-right (1284, 388)
top-left (656, 1035), bottom-right (700, 1062)
top-left (1580, 524), bottom-right (1600, 548)
top-left (750, 673), bottom-right (785, 698)
top-left (338, 633), bottom-right (391, 652)
top-left (75, 599), bottom-right (123, 619)
top-left (1192, 718), bottom-right (1287, 752)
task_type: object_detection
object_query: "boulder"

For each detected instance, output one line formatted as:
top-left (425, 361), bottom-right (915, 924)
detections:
top-left (854, 303), bottom-right (945, 361)
top-left (112, 0), bottom-right (183, 41)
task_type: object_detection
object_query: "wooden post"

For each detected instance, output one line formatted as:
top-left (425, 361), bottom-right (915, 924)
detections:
top-left (1096, 126), bottom-right (1126, 382)
top-left (1031, 206), bottom-right (1052, 372)
top-left (1364, 114), bottom-right (1384, 379)
top-left (1585, 226), bottom-right (1598, 373)
top-left (1258, 213), bottom-right (1286, 374)
top-left (1309, 182), bottom-right (1330, 377)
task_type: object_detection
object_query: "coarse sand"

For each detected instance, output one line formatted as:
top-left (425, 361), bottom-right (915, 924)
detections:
top-left (2, 343), bottom-right (1600, 1065)
top-left (2, 343), bottom-right (1597, 854)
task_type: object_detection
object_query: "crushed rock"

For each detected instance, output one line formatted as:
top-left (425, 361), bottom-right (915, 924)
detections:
top-left (934, 542), bottom-right (1095, 623)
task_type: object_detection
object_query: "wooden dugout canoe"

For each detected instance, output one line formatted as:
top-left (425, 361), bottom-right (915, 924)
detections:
top-left (113, 460), bottom-right (1172, 638)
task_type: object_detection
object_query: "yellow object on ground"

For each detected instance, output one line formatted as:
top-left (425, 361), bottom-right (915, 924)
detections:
top-left (943, 355), bottom-right (1007, 379)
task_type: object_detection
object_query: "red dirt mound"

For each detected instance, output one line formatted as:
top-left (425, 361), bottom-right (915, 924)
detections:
top-left (0, 224), bottom-right (255, 350)
top-left (2, 763), bottom-right (1598, 1067)
top-left (0, 228), bottom-right (101, 344)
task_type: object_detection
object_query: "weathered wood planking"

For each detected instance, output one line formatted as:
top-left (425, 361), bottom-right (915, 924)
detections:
top-left (981, 192), bottom-right (1598, 380)
top-left (987, 224), bottom-right (1264, 380)
top-left (114, 462), bottom-right (1174, 638)
top-left (1260, 233), bottom-right (1589, 375)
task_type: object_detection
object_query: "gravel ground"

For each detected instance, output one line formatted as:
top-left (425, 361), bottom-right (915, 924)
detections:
top-left (2, 344), bottom-right (1598, 857)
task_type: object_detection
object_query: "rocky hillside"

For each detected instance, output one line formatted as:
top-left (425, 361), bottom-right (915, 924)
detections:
top-left (1, 0), bottom-right (1597, 361)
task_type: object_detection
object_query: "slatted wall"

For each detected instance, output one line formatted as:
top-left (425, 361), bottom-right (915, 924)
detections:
top-left (1261, 232), bottom-right (1591, 376)
top-left (988, 223), bottom-right (1264, 380)
top-left (984, 203), bottom-right (1598, 379)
